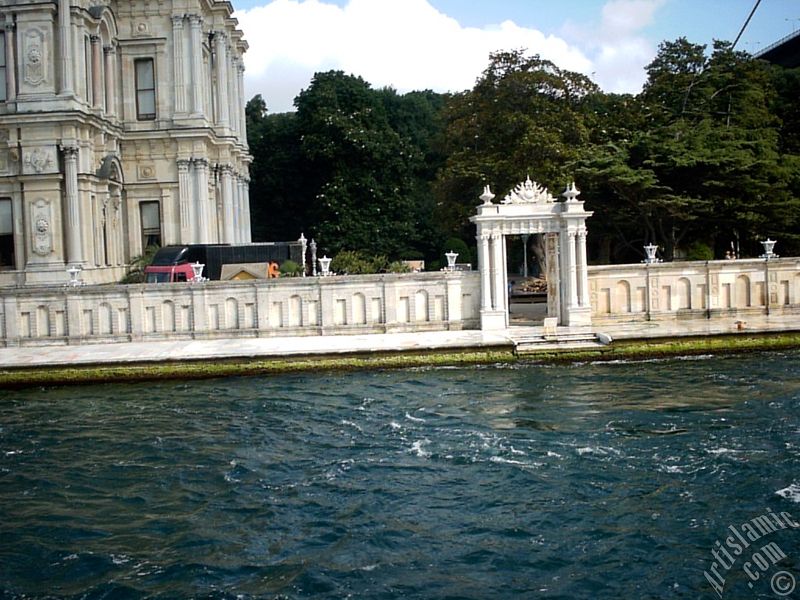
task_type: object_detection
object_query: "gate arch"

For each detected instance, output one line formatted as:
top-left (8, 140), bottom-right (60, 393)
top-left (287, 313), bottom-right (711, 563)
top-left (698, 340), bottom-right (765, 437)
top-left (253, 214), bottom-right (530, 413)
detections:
top-left (470, 178), bottom-right (592, 330)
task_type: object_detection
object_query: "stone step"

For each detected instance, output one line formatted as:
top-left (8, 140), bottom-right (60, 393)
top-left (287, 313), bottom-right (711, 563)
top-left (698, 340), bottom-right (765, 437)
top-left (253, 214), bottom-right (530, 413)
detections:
top-left (514, 338), bottom-right (606, 354)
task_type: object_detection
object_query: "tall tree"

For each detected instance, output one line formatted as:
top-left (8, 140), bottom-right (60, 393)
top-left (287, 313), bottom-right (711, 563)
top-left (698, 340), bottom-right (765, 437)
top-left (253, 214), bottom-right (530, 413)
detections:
top-left (435, 49), bottom-right (599, 241)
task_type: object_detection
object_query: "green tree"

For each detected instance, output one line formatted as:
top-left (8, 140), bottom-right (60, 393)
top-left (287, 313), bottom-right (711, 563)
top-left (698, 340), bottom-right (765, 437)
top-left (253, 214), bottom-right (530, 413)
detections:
top-left (294, 72), bottom-right (432, 258)
top-left (435, 49), bottom-right (599, 240)
top-left (578, 39), bottom-right (800, 261)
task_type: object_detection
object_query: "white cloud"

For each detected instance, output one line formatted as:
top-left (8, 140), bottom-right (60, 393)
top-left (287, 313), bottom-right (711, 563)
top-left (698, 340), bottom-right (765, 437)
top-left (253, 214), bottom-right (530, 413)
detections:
top-left (236, 0), bottom-right (665, 112)
top-left (573, 0), bottom-right (666, 93)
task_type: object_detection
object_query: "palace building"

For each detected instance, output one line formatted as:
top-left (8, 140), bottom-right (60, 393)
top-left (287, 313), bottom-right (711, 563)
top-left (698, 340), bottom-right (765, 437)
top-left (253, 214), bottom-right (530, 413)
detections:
top-left (0, 0), bottom-right (252, 286)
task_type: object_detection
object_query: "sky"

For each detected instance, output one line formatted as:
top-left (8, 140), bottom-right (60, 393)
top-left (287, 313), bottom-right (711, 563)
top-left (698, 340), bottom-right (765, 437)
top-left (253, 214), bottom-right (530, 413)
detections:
top-left (230, 0), bottom-right (800, 113)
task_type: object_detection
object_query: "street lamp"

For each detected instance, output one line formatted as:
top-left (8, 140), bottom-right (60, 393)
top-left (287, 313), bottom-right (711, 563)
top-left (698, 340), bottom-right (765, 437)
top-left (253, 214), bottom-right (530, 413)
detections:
top-left (318, 255), bottom-right (332, 277)
top-left (643, 243), bottom-right (660, 264)
top-left (190, 262), bottom-right (206, 282)
top-left (66, 264), bottom-right (82, 287)
top-left (445, 251), bottom-right (459, 271)
top-left (760, 239), bottom-right (778, 260)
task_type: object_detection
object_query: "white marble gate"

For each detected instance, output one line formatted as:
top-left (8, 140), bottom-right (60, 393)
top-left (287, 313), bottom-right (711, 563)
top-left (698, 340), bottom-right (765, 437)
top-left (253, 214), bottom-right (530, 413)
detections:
top-left (469, 178), bottom-right (593, 330)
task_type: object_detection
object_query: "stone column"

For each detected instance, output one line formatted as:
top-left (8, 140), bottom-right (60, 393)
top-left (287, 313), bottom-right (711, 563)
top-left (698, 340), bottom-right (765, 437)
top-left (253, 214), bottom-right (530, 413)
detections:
top-left (189, 15), bottom-right (204, 116)
top-left (576, 229), bottom-right (590, 308)
top-left (242, 178), bottom-right (251, 243)
top-left (565, 231), bottom-right (578, 310)
top-left (193, 158), bottom-right (210, 243)
top-left (545, 233), bottom-right (561, 320)
top-left (171, 15), bottom-right (186, 114)
top-left (214, 32), bottom-right (229, 128)
top-left (4, 20), bottom-right (16, 102)
top-left (62, 146), bottom-right (83, 264)
top-left (478, 234), bottom-right (492, 311)
top-left (237, 63), bottom-right (247, 141)
top-left (220, 165), bottom-right (234, 242)
top-left (90, 35), bottom-right (102, 109)
top-left (228, 56), bottom-right (238, 136)
top-left (231, 174), bottom-right (241, 243)
top-left (491, 234), bottom-right (505, 313)
top-left (110, 188), bottom-right (122, 266)
top-left (103, 45), bottom-right (115, 117)
top-left (58, 0), bottom-right (73, 95)
top-left (177, 159), bottom-right (192, 242)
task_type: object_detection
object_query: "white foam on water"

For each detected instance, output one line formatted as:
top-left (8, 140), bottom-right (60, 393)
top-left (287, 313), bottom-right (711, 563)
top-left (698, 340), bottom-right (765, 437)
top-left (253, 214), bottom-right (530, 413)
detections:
top-left (389, 421), bottom-right (402, 430)
top-left (489, 456), bottom-right (541, 468)
top-left (707, 448), bottom-right (739, 455)
top-left (577, 446), bottom-right (607, 456)
top-left (546, 451), bottom-right (562, 458)
top-left (775, 483), bottom-right (800, 503)
top-left (405, 412), bottom-right (426, 423)
top-left (341, 419), bottom-right (363, 432)
top-left (410, 439), bottom-right (431, 458)
top-left (660, 465), bottom-right (684, 474)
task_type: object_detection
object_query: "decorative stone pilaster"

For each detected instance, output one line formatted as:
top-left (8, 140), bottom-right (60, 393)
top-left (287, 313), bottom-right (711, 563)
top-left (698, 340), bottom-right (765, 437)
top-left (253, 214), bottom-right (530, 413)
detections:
top-left (193, 158), bottom-right (210, 243)
top-left (90, 35), bottom-right (102, 109)
top-left (177, 159), bottom-right (192, 243)
top-left (171, 15), bottom-right (186, 114)
top-left (213, 32), bottom-right (229, 128)
top-left (103, 45), bottom-right (115, 116)
top-left (57, 0), bottom-right (73, 95)
top-left (4, 20), bottom-right (16, 102)
top-left (188, 15), bottom-right (204, 116)
top-left (220, 165), bottom-right (234, 242)
top-left (62, 145), bottom-right (83, 264)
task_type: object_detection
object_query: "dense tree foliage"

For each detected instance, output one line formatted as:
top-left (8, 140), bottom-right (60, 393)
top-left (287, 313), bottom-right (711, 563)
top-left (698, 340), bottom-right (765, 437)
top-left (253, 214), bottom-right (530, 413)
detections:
top-left (246, 76), bottom-right (446, 259)
top-left (246, 40), bottom-right (800, 266)
top-left (434, 50), bottom-right (599, 241)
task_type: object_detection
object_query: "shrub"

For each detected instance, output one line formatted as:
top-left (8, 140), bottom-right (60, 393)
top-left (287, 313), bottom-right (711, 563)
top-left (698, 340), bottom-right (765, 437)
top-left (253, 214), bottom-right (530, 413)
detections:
top-left (121, 244), bottom-right (160, 283)
top-left (685, 241), bottom-right (714, 261)
top-left (442, 237), bottom-right (471, 266)
top-left (330, 251), bottom-right (406, 274)
top-left (387, 261), bottom-right (411, 273)
top-left (330, 251), bottom-right (374, 274)
top-left (279, 259), bottom-right (302, 277)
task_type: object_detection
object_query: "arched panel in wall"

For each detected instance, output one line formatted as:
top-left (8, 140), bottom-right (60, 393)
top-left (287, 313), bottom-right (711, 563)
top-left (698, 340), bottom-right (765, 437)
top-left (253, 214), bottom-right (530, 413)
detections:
top-left (162, 300), bottom-right (176, 333)
top-left (615, 280), bottom-right (631, 313)
top-left (225, 297), bottom-right (239, 329)
top-left (352, 293), bottom-right (366, 325)
top-left (288, 295), bottom-right (302, 327)
top-left (414, 290), bottom-right (429, 322)
top-left (677, 278), bottom-right (692, 310)
top-left (736, 275), bottom-right (751, 308)
top-left (98, 302), bottom-right (113, 334)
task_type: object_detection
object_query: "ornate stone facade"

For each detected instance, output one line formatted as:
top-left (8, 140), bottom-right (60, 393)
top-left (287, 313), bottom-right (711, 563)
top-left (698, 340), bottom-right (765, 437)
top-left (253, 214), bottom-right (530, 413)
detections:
top-left (0, 0), bottom-right (252, 286)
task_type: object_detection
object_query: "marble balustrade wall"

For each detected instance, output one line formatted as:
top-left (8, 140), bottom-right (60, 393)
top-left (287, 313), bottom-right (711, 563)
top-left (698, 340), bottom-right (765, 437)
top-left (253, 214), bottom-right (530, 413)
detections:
top-left (0, 272), bottom-right (481, 347)
top-left (588, 258), bottom-right (800, 323)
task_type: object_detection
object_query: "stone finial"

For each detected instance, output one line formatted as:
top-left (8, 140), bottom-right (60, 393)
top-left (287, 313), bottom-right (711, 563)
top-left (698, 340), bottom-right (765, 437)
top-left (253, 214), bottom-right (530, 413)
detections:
top-left (562, 182), bottom-right (580, 202)
top-left (480, 185), bottom-right (495, 205)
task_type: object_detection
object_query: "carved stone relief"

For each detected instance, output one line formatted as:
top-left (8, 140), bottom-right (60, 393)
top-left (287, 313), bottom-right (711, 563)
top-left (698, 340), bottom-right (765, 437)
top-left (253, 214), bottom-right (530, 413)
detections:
top-left (23, 146), bottom-right (56, 175)
top-left (31, 199), bottom-right (53, 256)
top-left (138, 164), bottom-right (156, 180)
top-left (23, 28), bottom-right (47, 87)
top-left (650, 277), bottom-right (660, 310)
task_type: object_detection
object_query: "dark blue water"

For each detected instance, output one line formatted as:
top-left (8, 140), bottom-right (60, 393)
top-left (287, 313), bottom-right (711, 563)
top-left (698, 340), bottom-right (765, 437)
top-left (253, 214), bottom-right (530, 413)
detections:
top-left (3, 352), bottom-right (800, 599)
